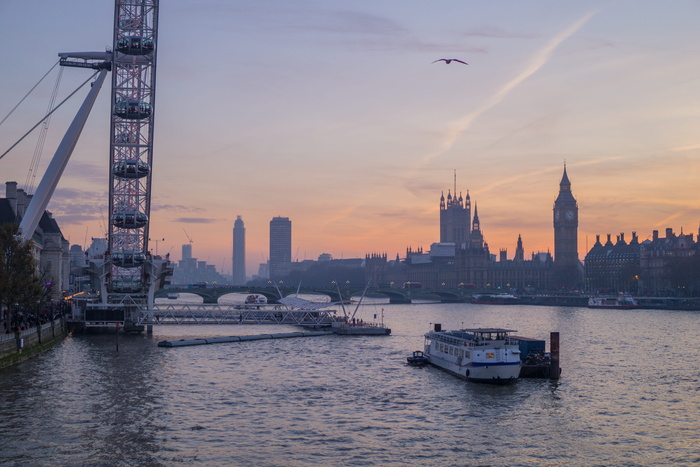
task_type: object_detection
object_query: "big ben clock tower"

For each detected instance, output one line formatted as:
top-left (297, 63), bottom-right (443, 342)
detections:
top-left (553, 164), bottom-right (582, 290)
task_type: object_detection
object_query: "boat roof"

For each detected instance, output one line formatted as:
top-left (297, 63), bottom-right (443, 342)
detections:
top-left (460, 328), bottom-right (517, 333)
top-left (278, 296), bottom-right (333, 310)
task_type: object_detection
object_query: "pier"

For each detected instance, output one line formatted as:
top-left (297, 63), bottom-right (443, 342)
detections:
top-left (133, 304), bottom-right (339, 327)
top-left (158, 330), bottom-right (333, 348)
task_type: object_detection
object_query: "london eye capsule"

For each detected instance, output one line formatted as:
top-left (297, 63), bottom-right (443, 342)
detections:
top-left (115, 36), bottom-right (155, 55)
top-left (114, 99), bottom-right (152, 120)
top-left (112, 159), bottom-right (150, 179)
top-left (112, 210), bottom-right (148, 229)
top-left (112, 251), bottom-right (146, 268)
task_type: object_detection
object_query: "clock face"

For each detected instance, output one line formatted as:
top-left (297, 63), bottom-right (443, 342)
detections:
top-left (565, 210), bottom-right (575, 220)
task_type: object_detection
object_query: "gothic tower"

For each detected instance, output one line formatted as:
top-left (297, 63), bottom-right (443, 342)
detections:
top-left (439, 172), bottom-right (470, 246)
top-left (553, 164), bottom-right (582, 289)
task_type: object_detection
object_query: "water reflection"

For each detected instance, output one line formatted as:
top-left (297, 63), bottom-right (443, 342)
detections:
top-left (1, 304), bottom-right (699, 465)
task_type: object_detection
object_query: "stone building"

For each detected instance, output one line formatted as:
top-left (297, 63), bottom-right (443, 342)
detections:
top-left (639, 228), bottom-right (698, 295)
top-left (585, 228), bottom-right (700, 296)
top-left (552, 165), bottom-right (584, 290)
top-left (365, 169), bottom-right (567, 292)
top-left (0, 181), bottom-right (70, 300)
top-left (584, 232), bottom-right (641, 293)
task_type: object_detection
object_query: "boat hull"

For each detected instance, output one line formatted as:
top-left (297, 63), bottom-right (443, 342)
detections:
top-left (426, 354), bottom-right (521, 383)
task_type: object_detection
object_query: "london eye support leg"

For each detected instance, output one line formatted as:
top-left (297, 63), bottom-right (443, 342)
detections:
top-left (19, 68), bottom-right (109, 240)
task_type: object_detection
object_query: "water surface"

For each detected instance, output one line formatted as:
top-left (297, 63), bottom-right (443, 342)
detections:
top-left (1, 302), bottom-right (698, 466)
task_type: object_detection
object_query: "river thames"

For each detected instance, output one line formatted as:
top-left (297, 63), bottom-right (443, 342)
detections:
top-left (1, 299), bottom-right (698, 466)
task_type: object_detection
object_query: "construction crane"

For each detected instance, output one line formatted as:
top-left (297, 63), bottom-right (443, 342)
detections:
top-left (183, 228), bottom-right (193, 246)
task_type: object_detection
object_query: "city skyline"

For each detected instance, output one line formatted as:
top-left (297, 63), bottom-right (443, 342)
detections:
top-left (1, 1), bottom-right (699, 276)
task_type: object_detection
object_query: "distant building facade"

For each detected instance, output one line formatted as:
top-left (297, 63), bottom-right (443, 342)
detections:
top-left (171, 243), bottom-right (225, 285)
top-left (585, 227), bottom-right (700, 296)
top-left (0, 181), bottom-right (70, 300)
top-left (365, 169), bottom-right (566, 292)
top-left (269, 216), bottom-right (292, 280)
top-left (440, 185), bottom-right (471, 245)
top-left (232, 215), bottom-right (246, 285)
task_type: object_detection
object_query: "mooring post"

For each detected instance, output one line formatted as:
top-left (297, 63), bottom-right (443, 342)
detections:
top-left (550, 331), bottom-right (560, 380)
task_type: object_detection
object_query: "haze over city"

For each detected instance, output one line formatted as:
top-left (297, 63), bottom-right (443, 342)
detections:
top-left (1, 0), bottom-right (699, 277)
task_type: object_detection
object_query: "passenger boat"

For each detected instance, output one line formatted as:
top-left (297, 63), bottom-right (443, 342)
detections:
top-left (245, 294), bottom-right (267, 304)
top-left (587, 295), bottom-right (638, 309)
top-left (471, 293), bottom-right (519, 304)
top-left (424, 325), bottom-right (521, 383)
top-left (406, 350), bottom-right (429, 366)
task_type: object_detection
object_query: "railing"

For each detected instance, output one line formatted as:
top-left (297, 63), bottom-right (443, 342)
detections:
top-left (0, 319), bottom-right (65, 356)
top-left (136, 304), bottom-right (340, 326)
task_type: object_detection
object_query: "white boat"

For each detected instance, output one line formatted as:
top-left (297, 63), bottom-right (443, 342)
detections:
top-left (588, 295), bottom-right (638, 309)
top-left (424, 326), bottom-right (521, 383)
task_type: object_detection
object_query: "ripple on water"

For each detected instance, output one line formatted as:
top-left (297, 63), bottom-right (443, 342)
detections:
top-left (1, 306), bottom-right (700, 465)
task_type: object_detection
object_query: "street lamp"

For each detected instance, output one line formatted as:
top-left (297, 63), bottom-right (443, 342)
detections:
top-left (149, 237), bottom-right (164, 255)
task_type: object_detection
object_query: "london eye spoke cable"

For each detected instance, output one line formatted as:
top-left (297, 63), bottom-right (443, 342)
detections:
top-left (0, 60), bottom-right (60, 128)
top-left (0, 70), bottom-right (99, 162)
top-left (25, 66), bottom-right (64, 194)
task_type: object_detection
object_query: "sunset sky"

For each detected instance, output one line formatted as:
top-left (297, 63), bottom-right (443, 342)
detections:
top-left (1, 0), bottom-right (699, 277)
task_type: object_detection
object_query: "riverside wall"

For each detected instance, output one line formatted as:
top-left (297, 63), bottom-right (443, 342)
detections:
top-left (0, 317), bottom-right (67, 369)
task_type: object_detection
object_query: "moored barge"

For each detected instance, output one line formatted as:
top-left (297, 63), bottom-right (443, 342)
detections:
top-left (424, 325), bottom-right (521, 383)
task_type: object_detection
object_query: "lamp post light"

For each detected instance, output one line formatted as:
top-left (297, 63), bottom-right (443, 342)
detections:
top-left (149, 237), bottom-right (164, 256)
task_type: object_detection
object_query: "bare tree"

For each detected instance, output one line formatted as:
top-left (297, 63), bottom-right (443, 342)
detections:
top-left (0, 223), bottom-right (46, 331)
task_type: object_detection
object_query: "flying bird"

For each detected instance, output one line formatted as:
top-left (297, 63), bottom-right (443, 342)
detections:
top-left (432, 59), bottom-right (468, 65)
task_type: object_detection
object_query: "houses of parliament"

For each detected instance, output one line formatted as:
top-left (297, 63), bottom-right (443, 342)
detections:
top-left (365, 166), bottom-right (584, 292)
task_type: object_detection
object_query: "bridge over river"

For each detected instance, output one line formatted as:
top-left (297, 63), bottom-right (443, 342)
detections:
top-left (156, 285), bottom-right (469, 304)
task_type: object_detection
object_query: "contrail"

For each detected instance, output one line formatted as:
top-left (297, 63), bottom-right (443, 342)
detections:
top-left (409, 10), bottom-right (598, 177)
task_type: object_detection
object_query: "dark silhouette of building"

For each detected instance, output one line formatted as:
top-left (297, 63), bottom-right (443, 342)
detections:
top-left (1, 181), bottom-right (69, 300)
top-left (232, 215), bottom-right (246, 285)
top-left (639, 228), bottom-right (699, 295)
top-left (552, 165), bottom-right (584, 289)
top-left (171, 243), bottom-right (225, 285)
top-left (269, 216), bottom-right (292, 280)
top-left (440, 173), bottom-right (471, 245)
top-left (586, 228), bottom-right (700, 296)
top-left (585, 232), bottom-right (640, 293)
top-left (365, 174), bottom-right (557, 292)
